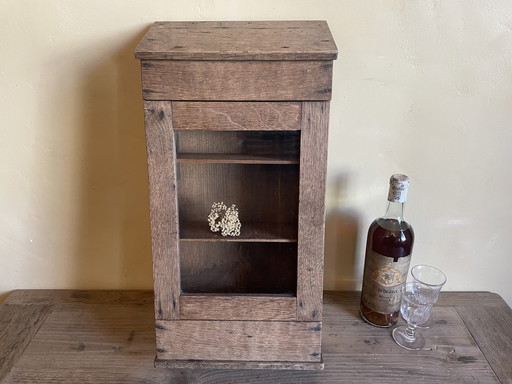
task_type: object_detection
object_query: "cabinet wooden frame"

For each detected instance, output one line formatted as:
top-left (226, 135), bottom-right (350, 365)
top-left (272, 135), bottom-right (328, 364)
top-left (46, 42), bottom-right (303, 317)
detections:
top-left (137, 21), bottom-right (337, 370)
top-left (144, 100), bottom-right (328, 321)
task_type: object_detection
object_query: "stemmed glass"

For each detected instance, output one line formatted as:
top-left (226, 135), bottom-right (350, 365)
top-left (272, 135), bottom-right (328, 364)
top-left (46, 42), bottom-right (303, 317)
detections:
top-left (411, 265), bottom-right (447, 328)
top-left (392, 282), bottom-right (437, 350)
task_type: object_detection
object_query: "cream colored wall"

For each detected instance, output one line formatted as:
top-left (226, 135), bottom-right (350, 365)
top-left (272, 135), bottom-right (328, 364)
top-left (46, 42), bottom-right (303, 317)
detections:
top-left (1, 1), bottom-right (511, 306)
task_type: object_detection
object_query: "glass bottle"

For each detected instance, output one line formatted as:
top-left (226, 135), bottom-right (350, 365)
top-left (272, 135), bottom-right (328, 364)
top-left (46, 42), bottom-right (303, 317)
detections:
top-left (360, 174), bottom-right (414, 327)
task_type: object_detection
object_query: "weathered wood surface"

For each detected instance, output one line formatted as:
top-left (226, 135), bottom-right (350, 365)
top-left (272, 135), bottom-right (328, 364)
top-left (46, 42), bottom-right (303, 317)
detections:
top-left (138, 21), bottom-right (335, 370)
top-left (155, 319), bottom-right (322, 362)
top-left (140, 60), bottom-right (334, 101)
top-left (144, 101), bottom-right (180, 320)
top-left (176, 162), bottom-right (299, 232)
top-left (456, 304), bottom-right (512, 384)
top-left (176, 153), bottom-right (299, 164)
top-left (154, 358), bottom-right (323, 370)
top-left (134, 21), bottom-right (338, 61)
top-left (171, 102), bottom-right (301, 131)
top-left (296, 102), bottom-right (330, 322)
top-left (179, 242), bottom-right (297, 295)
top-left (179, 221), bottom-right (297, 242)
top-left (0, 304), bottom-right (52, 382)
top-left (1, 290), bottom-right (511, 383)
top-left (180, 295), bottom-right (296, 321)
top-left (175, 130), bottom-right (300, 157)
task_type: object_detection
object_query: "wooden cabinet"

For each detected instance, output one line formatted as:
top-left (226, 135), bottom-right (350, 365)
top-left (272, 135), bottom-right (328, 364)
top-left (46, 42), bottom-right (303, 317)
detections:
top-left (135, 21), bottom-right (337, 370)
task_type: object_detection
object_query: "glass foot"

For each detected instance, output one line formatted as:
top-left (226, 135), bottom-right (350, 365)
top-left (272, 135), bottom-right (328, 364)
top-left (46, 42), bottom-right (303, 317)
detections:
top-left (392, 326), bottom-right (425, 350)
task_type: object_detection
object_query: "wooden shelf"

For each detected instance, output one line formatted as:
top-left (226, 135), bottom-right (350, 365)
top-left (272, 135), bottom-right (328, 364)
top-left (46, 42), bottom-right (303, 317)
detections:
top-left (179, 221), bottom-right (297, 242)
top-left (176, 153), bottom-right (299, 164)
top-left (180, 292), bottom-right (296, 298)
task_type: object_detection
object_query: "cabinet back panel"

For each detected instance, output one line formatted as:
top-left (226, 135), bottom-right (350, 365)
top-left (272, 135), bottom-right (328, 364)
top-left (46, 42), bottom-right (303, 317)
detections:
top-left (177, 163), bottom-right (299, 225)
top-left (176, 130), bottom-right (300, 158)
top-left (180, 242), bottom-right (297, 294)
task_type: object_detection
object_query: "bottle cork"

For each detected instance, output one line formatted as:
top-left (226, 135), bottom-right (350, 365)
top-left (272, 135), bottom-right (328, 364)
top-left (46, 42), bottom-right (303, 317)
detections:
top-left (387, 174), bottom-right (410, 203)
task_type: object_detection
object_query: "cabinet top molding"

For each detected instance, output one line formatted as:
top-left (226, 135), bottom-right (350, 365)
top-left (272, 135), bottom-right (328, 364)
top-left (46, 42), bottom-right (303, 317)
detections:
top-left (135, 21), bottom-right (338, 61)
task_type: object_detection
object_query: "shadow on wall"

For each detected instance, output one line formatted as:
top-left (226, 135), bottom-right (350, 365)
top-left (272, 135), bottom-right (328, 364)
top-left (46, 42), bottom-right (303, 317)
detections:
top-left (324, 173), bottom-right (360, 291)
top-left (71, 28), bottom-right (153, 289)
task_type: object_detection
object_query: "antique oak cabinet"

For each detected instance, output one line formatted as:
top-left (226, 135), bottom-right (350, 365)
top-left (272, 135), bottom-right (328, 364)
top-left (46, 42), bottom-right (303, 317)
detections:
top-left (135, 21), bottom-right (337, 370)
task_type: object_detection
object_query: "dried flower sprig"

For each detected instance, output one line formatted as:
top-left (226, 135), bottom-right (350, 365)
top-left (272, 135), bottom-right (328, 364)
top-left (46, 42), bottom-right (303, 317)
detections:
top-left (207, 202), bottom-right (241, 237)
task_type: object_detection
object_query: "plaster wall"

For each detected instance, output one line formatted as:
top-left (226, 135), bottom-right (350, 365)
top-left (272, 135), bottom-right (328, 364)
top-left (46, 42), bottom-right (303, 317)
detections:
top-left (1, 0), bottom-right (511, 306)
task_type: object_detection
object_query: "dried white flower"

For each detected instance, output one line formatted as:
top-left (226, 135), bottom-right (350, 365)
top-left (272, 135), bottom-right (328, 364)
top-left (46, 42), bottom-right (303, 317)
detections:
top-left (207, 202), bottom-right (241, 237)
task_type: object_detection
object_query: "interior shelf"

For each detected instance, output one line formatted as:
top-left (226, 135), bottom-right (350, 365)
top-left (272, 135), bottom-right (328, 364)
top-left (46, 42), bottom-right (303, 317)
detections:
top-left (176, 153), bottom-right (299, 164)
top-left (180, 221), bottom-right (297, 242)
top-left (180, 292), bottom-right (296, 297)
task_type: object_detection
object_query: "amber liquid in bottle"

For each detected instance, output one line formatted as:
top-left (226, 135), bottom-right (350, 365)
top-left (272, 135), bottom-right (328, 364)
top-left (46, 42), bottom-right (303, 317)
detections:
top-left (360, 216), bottom-right (414, 327)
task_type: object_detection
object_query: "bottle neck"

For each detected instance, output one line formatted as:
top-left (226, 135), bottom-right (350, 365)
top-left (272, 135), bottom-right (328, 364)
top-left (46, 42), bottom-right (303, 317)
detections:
top-left (383, 201), bottom-right (406, 222)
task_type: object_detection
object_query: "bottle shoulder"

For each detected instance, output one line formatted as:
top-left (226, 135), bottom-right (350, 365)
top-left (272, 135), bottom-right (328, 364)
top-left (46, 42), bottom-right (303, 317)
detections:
top-left (374, 217), bottom-right (413, 232)
top-left (367, 217), bottom-right (414, 258)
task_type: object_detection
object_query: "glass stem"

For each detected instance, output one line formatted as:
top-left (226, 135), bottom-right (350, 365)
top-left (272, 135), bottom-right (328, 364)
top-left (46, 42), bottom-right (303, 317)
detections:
top-left (403, 324), bottom-right (417, 341)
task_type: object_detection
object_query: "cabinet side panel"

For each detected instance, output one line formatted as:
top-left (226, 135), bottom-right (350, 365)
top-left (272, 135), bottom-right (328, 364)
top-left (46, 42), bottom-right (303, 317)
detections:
top-left (141, 61), bottom-right (333, 101)
top-left (297, 101), bottom-right (329, 321)
top-left (155, 320), bottom-right (322, 362)
top-left (144, 101), bottom-right (180, 320)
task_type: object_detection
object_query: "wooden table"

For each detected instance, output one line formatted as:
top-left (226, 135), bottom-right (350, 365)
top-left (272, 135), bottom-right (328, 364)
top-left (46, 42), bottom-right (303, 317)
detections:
top-left (1, 290), bottom-right (511, 383)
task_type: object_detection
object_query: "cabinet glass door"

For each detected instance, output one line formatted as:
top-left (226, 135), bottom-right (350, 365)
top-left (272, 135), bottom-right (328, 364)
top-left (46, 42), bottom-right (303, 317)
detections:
top-left (175, 130), bottom-right (300, 296)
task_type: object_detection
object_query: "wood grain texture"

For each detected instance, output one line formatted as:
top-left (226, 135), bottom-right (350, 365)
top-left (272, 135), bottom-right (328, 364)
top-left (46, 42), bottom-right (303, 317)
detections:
top-left (172, 102), bottom-right (301, 131)
top-left (137, 21), bottom-right (335, 370)
top-left (437, 291), bottom-right (509, 307)
top-left (320, 292), bottom-right (501, 383)
top-left (176, 153), bottom-right (299, 164)
top-left (144, 101), bottom-right (180, 320)
top-left (457, 304), bottom-right (512, 383)
top-left (134, 21), bottom-right (337, 61)
top-left (154, 359), bottom-right (323, 370)
top-left (0, 303), bottom-right (52, 381)
top-left (3, 289), bottom-right (154, 305)
top-left (296, 102), bottom-right (330, 322)
top-left (177, 163), bottom-right (299, 226)
top-left (180, 295), bottom-right (296, 321)
top-left (179, 242), bottom-right (297, 295)
top-left (155, 319), bottom-right (322, 362)
top-left (2, 299), bottom-right (157, 384)
top-left (176, 130), bottom-right (300, 161)
top-left (179, 221), bottom-right (297, 242)
top-left (1, 290), bottom-right (510, 383)
top-left (322, 291), bottom-right (509, 309)
top-left (141, 60), bottom-right (333, 101)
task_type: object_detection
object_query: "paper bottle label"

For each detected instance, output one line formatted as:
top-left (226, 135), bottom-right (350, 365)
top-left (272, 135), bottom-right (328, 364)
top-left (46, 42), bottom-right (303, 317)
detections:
top-left (361, 251), bottom-right (411, 313)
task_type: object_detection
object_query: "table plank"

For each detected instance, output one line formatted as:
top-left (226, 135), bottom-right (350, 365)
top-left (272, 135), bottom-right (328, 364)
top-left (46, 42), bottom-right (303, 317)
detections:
top-left (321, 293), bottom-right (499, 383)
top-left (0, 303), bottom-right (53, 381)
top-left (3, 289), bottom-right (154, 306)
top-left (457, 304), bottom-right (512, 384)
top-left (0, 290), bottom-right (509, 383)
